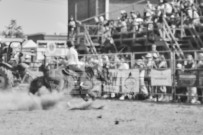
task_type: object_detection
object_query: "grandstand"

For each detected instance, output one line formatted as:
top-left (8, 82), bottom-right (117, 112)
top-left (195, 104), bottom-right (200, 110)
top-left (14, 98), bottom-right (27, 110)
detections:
top-left (69, 0), bottom-right (203, 59)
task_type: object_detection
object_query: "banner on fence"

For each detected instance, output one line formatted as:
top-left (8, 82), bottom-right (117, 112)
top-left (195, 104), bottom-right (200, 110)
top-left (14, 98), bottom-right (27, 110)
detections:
top-left (103, 69), bottom-right (139, 93)
top-left (103, 69), bottom-right (120, 93)
top-left (151, 69), bottom-right (172, 86)
top-left (178, 73), bottom-right (196, 87)
top-left (121, 69), bottom-right (139, 93)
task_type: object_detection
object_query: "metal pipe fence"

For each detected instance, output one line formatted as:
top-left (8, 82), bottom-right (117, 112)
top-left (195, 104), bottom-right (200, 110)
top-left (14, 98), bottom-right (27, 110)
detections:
top-left (26, 50), bottom-right (203, 104)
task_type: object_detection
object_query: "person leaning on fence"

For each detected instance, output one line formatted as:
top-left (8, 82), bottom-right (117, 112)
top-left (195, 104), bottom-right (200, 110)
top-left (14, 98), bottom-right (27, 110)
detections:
top-left (175, 63), bottom-right (188, 102)
top-left (145, 53), bottom-right (157, 69)
top-left (135, 59), bottom-right (149, 100)
top-left (155, 55), bottom-right (168, 101)
top-left (118, 57), bottom-right (129, 70)
top-left (184, 54), bottom-right (200, 104)
top-left (144, 53), bottom-right (157, 101)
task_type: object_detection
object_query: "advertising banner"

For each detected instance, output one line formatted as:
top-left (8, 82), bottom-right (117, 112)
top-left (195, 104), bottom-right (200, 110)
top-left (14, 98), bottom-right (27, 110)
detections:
top-left (121, 69), bottom-right (139, 93)
top-left (151, 69), bottom-right (172, 86)
top-left (103, 69), bottom-right (140, 94)
top-left (178, 73), bottom-right (196, 87)
top-left (103, 69), bottom-right (120, 93)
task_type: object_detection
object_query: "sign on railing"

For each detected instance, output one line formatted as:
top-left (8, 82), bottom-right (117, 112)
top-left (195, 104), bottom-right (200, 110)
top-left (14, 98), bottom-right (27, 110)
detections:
top-left (151, 69), bottom-right (172, 86)
top-left (103, 69), bottom-right (139, 94)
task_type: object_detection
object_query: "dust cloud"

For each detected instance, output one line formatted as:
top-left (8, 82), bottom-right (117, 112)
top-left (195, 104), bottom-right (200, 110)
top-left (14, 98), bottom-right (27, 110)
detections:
top-left (0, 86), bottom-right (65, 111)
top-left (0, 85), bottom-right (100, 111)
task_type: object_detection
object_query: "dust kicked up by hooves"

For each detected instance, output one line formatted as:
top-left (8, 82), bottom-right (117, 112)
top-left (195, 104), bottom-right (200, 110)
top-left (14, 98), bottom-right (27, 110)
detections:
top-left (0, 86), bottom-right (103, 111)
top-left (0, 86), bottom-right (64, 111)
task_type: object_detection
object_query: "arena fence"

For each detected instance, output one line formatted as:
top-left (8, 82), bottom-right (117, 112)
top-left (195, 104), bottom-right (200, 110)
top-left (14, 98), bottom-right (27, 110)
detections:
top-left (28, 50), bottom-right (203, 103)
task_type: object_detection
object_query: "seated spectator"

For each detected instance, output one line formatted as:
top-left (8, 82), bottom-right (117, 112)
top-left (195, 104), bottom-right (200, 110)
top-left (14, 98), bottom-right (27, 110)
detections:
top-left (164, 0), bottom-right (174, 16)
top-left (187, 5), bottom-right (200, 25)
top-left (144, 12), bottom-right (154, 31)
top-left (117, 17), bottom-right (128, 32)
top-left (145, 0), bottom-right (155, 14)
top-left (157, 0), bottom-right (165, 16)
top-left (130, 11), bottom-right (144, 32)
top-left (120, 10), bottom-right (128, 21)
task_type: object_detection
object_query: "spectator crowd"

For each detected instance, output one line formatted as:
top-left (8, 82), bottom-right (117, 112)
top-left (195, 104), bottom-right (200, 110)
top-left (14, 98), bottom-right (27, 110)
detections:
top-left (65, 0), bottom-right (203, 104)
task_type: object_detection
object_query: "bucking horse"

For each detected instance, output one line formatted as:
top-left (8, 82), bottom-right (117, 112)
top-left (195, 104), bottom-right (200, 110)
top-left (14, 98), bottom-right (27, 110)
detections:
top-left (29, 63), bottom-right (109, 101)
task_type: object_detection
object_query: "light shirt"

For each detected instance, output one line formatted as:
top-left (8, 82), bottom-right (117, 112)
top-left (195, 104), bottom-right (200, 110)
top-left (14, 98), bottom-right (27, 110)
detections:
top-left (118, 63), bottom-right (129, 70)
top-left (188, 9), bottom-right (199, 19)
top-left (67, 47), bottom-right (79, 65)
top-left (165, 3), bottom-right (173, 14)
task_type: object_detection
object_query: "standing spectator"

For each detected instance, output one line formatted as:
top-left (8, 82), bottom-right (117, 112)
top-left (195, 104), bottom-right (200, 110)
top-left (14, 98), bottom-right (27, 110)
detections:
top-left (102, 55), bottom-right (110, 69)
top-left (151, 44), bottom-right (160, 58)
top-left (184, 54), bottom-right (199, 104)
top-left (145, 53), bottom-right (157, 69)
top-left (68, 16), bottom-right (76, 41)
top-left (136, 59), bottom-right (149, 99)
top-left (145, 53), bottom-right (157, 101)
top-left (155, 55), bottom-right (168, 101)
top-left (102, 21), bottom-right (117, 53)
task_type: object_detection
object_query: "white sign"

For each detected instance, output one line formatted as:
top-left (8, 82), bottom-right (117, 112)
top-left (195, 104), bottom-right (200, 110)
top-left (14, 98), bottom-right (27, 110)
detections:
top-left (121, 69), bottom-right (139, 93)
top-left (103, 69), bottom-right (140, 94)
top-left (151, 69), bottom-right (172, 86)
top-left (103, 69), bottom-right (120, 93)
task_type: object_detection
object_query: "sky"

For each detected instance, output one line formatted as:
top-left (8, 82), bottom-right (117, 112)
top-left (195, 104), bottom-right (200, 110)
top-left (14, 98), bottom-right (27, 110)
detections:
top-left (0, 0), bottom-right (67, 35)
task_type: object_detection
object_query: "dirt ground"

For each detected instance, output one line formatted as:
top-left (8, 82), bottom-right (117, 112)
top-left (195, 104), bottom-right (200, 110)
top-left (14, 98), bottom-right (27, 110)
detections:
top-left (0, 92), bottom-right (203, 135)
